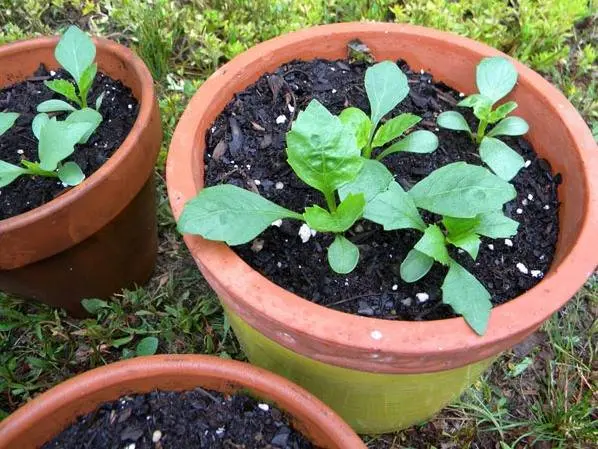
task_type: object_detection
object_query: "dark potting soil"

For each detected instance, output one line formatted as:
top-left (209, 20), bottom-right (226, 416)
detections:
top-left (204, 58), bottom-right (560, 321)
top-left (41, 388), bottom-right (314, 449)
top-left (0, 64), bottom-right (139, 220)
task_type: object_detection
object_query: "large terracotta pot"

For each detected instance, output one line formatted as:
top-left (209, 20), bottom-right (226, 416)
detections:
top-left (0, 355), bottom-right (366, 449)
top-left (166, 23), bottom-right (598, 433)
top-left (0, 36), bottom-right (162, 316)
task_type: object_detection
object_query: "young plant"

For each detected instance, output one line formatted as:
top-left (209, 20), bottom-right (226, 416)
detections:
top-left (179, 99), bottom-right (366, 274)
top-left (38, 26), bottom-right (105, 115)
top-left (0, 115), bottom-right (93, 188)
top-left (0, 112), bottom-right (19, 137)
top-left (340, 61), bottom-right (439, 160)
top-left (437, 57), bottom-right (529, 181)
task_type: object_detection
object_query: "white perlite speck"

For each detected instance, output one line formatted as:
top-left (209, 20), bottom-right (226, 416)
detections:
top-left (522, 199), bottom-right (529, 206)
top-left (401, 297), bottom-right (412, 306)
top-left (516, 262), bottom-right (529, 274)
top-left (516, 208), bottom-right (523, 214)
top-left (420, 69), bottom-right (425, 74)
top-left (254, 179), bottom-right (261, 185)
top-left (527, 193), bottom-right (534, 200)
top-left (288, 104), bottom-right (295, 113)
top-left (50, 70), bottom-right (56, 76)
top-left (125, 444), bottom-right (135, 449)
top-left (505, 239), bottom-right (513, 247)
top-left (524, 160), bottom-right (531, 168)
top-left (216, 427), bottom-right (225, 435)
top-left (488, 244), bottom-right (494, 250)
top-left (277, 261), bottom-right (282, 268)
top-left (459, 92), bottom-right (465, 97)
top-left (275, 115), bottom-right (287, 124)
top-left (298, 223), bottom-right (313, 243)
top-left (258, 403), bottom-right (270, 411)
top-left (531, 270), bottom-right (543, 278)
top-left (391, 284), bottom-right (398, 291)
top-left (17, 149), bottom-right (24, 155)
top-left (275, 182), bottom-right (284, 190)
top-left (543, 205), bottom-right (550, 210)
top-left (152, 430), bottom-right (162, 443)
top-left (271, 219), bottom-right (282, 227)
top-left (416, 292), bottom-right (429, 302)
top-left (331, 89), bottom-right (337, 94)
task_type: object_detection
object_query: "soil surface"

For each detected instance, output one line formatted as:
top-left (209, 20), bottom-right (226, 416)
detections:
top-left (0, 64), bottom-right (138, 220)
top-left (41, 388), bottom-right (314, 449)
top-left (204, 58), bottom-right (560, 321)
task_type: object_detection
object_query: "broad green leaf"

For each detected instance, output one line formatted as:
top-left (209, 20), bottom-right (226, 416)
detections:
top-left (0, 161), bottom-right (29, 188)
top-left (303, 193), bottom-right (365, 233)
top-left (286, 100), bottom-right (362, 198)
top-left (44, 79), bottom-right (79, 104)
top-left (409, 162), bottom-right (517, 218)
top-left (178, 185), bottom-right (303, 245)
top-left (327, 235), bottom-right (359, 274)
top-left (338, 158), bottom-right (393, 203)
top-left (414, 224), bottom-right (450, 265)
top-left (111, 335), bottom-right (134, 348)
top-left (0, 112), bottom-right (19, 137)
top-left (377, 130), bottom-right (438, 159)
top-left (37, 99), bottom-right (76, 113)
top-left (136, 336), bottom-right (159, 356)
top-left (365, 61), bottom-right (409, 126)
top-left (371, 113), bottom-right (420, 148)
top-left (472, 211), bottom-right (519, 238)
top-left (32, 113), bottom-right (50, 140)
top-left (55, 25), bottom-right (96, 84)
top-left (437, 111), bottom-right (471, 133)
top-left (487, 101), bottom-right (518, 123)
top-left (77, 63), bottom-right (97, 103)
top-left (365, 181), bottom-right (426, 231)
top-left (95, 92), bottom-right (106, 111)
top-left (487, 116), bottom-right (529, 137)
top-left (479, 137), bottom-right (525, 181)
top-left (38, 120), bottom-right (92, 171)
top-left (442, 259), bottom-right (492, 335)
top-left (447, 232), bottom-right (481, 260)
top-left (65, 108), bottom-right (102, 143)
top-left (81, 298), bottom-right (109, 314)
top-left (57, 161), bottom-right (85, 186)
top-left (400, 249), bottom-right (434, 283)
top-left (457, 94), bottom-right (491, 108)
top-left (476, 57), bottom-right (518, 104)
top-left (339, 107), bottom-right (372, 150)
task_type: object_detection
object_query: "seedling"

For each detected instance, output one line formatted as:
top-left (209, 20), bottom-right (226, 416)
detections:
top-left (0, 112), bottom-right (19, 137)
top-left (437, 57), bottom-right (529, 181)
top-left (0, 114), bottom-right (93, 188)
top-left (38, 26), bottom-right (105, 114)
top-left (340, 61), bottom-right (439, 160)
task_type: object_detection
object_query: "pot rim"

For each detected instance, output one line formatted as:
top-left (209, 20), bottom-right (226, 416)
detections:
top-left (166, 22), bottom-right (598, 373)
top-left (0, 355), bottom-right (365, 449)
top-left (0, 35), bottom-right (154, 229)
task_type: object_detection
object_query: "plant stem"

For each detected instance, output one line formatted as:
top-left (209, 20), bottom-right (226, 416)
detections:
top-left (324, 190), bottom-right (337, 212)
top-left (476, 120), bottom-right (488, 144)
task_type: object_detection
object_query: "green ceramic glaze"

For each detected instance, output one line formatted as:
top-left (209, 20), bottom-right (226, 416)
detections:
top-left (225, 306), bottom-right (494, 434)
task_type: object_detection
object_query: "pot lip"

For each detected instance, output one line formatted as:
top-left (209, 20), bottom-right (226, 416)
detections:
top-left (167, 22), bottom-right (598, 368)
top-left (0, 35), bottom-right (155, 229)
top-left (0, 355), bottom-right (365, 448)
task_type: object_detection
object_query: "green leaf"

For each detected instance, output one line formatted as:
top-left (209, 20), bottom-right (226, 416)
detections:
top-left (377, 130), bottom-right (438, 159)
top-left (55, 25), bottom-right (96, 84)
top-left (487, 116), bottom-right (529, 137)
top-left (304, 193), bottom-right (365, 233)
top-left (409, 162), bottom-right (517, 218)
top-left (111, 335), bottom-right (134, 348)
top-left (400, 249), bottom-right (434, 283)
top-left (365, 61), bottom-right (409, 126)
top-left (77, 63), bottom-right (97, 105)
top-left (44, 79), bottom-right (79, 104)
top-left (81, 298), bottom-right (109, 314)
top-left (37, 99), bottom-right (76, 113)
top-left (0, 112), bottom-right (19, 136)
top-left (371, 113), bottom-right (421, 148)
top-left (135, 336), bottom-right (159, 356)
top-left (32, 113), bottom-right (50, 140)
top-left (95, 92), bottom-right (106, 111)
top-left (57, 161), bottom-right (85, 186)
top-left (38, 119), bottom-right (92, 171)
top-left (339, 107), bottom-right (372, 150)
top-left (476, 57), bottom-right (518, 104)
top-left (414, 224), bottom-right (450, 265)
top-left (365, 181), bottom-right (426, 231)
top-left (479, 137), bottom-right (525, 181)
top-left (472, 211), bottom-right (519, 238)
top-left (338, 158), bottom-right (393, 203)
top-left (327, 235), bottom-right (359, 274)
top-left (447, 232), bottom-right (481, 260)
top-left (457, 94), bottom-right (491, 108)
top-left (437, 111), bottom-right (471, 133)
top-left (65, 108), bottom-right (102, 143)
top-left (442, 259), bottom-right (492, 335)
top-left (286, 100), bottom-right (362, 199)
top-left (487, 101), bottom-right (518, 123)
top-left (178, 185), bottom-right (303, 245)
top-left (0, 161), bottom-right (29, 188)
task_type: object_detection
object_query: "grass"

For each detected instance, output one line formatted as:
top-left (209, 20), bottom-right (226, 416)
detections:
top-left (1, 0), bottom-right (596, 446)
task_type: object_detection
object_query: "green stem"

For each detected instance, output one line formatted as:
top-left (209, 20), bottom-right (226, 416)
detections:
top-left (324, 190), bottom-right (337, 213)
top-left (21, 161), bottom-right (58, 178)
top-left (475, 120), bottom-right (488, 144)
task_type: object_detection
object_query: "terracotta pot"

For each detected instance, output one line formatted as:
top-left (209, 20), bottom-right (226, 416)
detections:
top-left (0, 36), bottom-right (162, 316)
top-left (166, 23), bottom-right (598, 432)
top-left (0, 355), bottom-right (366, 449)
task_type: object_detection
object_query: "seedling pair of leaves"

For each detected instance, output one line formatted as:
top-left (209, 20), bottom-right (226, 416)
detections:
top-left (437, 57), bottom-right (529, 181)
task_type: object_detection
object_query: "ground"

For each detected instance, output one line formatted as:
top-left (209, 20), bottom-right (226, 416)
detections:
top-left (0, 1), bottom-right (596, 448)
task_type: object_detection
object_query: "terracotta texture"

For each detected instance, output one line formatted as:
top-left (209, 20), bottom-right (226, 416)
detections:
top-left (0, 355), bottom-right (366, 449)
top-left (166, 23), bottom-right (598, 374)
top-left (0, 36), bottom-right (162, 316)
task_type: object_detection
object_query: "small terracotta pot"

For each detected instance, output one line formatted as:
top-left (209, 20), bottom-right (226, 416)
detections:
top-left (0, 36), bottom-right (162, 316)
top-left (166, 23), bottom-right (598, 431)
top-left (0, 355), bottom-right (366, 449)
